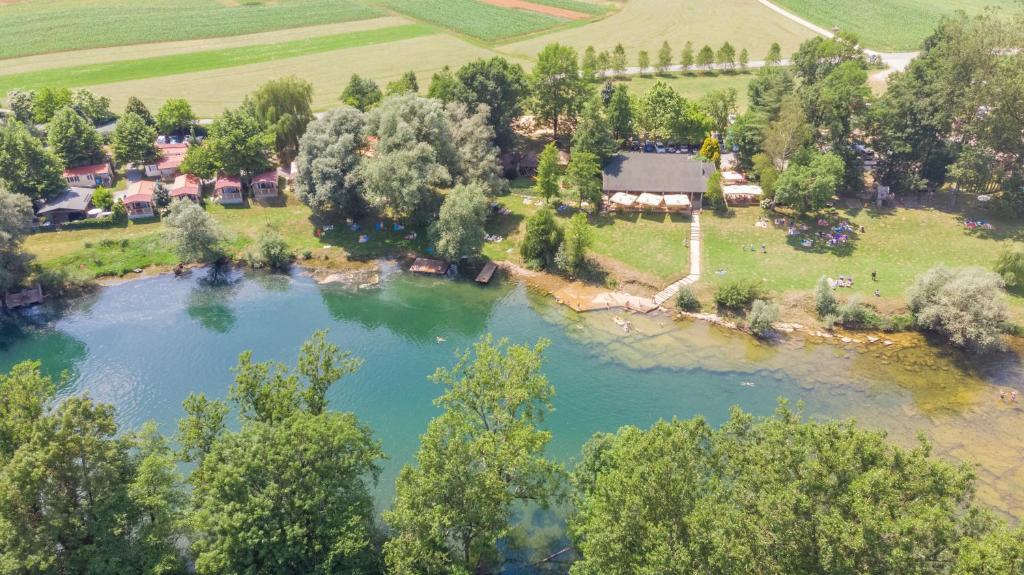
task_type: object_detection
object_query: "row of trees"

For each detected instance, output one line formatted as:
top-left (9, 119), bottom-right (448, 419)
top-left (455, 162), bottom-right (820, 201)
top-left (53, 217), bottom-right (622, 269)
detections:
top-left (579, 40), bottom-right (782, 79)
top-left (1, 334), bottom-right (1021, 574)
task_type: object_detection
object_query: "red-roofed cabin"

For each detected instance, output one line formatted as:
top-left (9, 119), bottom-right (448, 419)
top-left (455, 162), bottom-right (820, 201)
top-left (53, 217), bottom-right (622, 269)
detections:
top-left (250, 170), bottom-right (279, 200)
top-left (170, 174), bottom-right (201, 202)
top-left (145, 143), bottom-right (188, 181)
top-left (63, 162), bottom-right (113, 188)
top-left (119, 180), bottom-right (156, 219)
top-left (214, 175), bottom-right (243, 205)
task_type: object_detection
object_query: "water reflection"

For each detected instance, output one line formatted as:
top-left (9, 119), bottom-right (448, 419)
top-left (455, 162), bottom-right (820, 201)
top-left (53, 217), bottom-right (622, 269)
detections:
top-left (185, 266), bottom-right (243, 334)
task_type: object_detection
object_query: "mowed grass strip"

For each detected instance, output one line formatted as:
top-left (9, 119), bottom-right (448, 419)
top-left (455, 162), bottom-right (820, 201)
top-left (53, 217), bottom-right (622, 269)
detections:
top-left (526, 0), bottom-right (613, 16)
top-left (0, 0), bottom-right (382, 60)
top-left (378, 0), bottom-right (567, 41)
top-left (0, 24), bottom-right (437, 93)
top-left (771, 0), bottom-right (1018, 51)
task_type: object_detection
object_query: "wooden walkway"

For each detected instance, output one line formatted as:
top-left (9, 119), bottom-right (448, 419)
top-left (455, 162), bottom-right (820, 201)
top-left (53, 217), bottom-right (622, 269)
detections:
top-left (475, 261), bottom-right (497, 284)
top-left (653, 213), bottom-right (701, 306)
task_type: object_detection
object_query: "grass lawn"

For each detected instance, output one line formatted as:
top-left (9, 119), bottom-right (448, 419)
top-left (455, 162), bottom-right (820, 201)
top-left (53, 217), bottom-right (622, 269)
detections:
top-left (0, 0), bottom-right (382, 60)
top-left (0, 24), bottom-right (436, 93)
top-left (771, 0), bottom-right (1018, 51)
top-left (617, 72), bottom-right (754, 111)
top-left (700, 199), bottom-right (1024, 314)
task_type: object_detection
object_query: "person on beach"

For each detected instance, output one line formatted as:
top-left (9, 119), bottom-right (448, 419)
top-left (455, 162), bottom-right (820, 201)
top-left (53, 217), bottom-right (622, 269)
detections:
top-left (1000, 390), bottom-right (1007, 402)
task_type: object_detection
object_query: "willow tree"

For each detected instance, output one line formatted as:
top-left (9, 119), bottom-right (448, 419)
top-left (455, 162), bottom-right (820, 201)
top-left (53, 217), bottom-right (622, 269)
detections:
top-left (247, 76), bottom-right (313, 166)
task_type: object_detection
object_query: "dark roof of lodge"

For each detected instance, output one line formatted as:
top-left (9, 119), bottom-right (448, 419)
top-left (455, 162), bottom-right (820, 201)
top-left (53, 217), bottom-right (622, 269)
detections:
top-left (602, 152), bottom-right (716, 194)
top-left (37, 187), bottom-right (93, 214)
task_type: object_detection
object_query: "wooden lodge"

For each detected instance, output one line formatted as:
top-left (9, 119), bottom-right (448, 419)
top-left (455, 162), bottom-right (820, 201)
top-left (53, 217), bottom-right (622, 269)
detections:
top-left (602, 152), bottom-right (716, 214)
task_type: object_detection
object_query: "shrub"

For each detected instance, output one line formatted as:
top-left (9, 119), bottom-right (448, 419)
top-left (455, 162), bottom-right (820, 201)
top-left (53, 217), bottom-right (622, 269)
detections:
top-left (301, 250), bottom-right (313, 260)
top-left (153, 184), bottom-right (170, 208)
top-left (837, 297), bottom-right (879, 329)
top-left (714, 279), bottom-right (765, 310)
top-left (111, 200), bottom-right (128, 224)
top-left (814, 276), bottom-right (837, 318)
top-left (994, 246), bottom-right (1024, 287)
top-left (821, 313), bottom-right (840, 331)
top-left (676, 287), bottom-right (701, 312)
top-left (92, 187), bottom-right (113, 210)
top-left (520, 208), bottom-right (563, 271)
top-left (747, 299), bottom-right (779, 337)
top-left (705, 172), bottom-right (727, 213)
top-left (246, 228), bottom-right (292, 271)
top-left (907, 266), bottom-right (1008, 352)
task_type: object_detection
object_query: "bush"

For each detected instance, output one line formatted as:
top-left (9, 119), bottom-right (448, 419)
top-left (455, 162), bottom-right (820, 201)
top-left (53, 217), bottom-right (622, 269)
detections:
top-left (111, 200), bottom-right (128, 224)
top-left (814, 276), bottom-right (837, 318)
top-left (994, 246), bottom-right (1024, 287)
top-left (92, 186), bottom-right (113, 210)
top-left (907, 266), bottom-right (1008, 352)
top-left (747, 299), bottom-right (779, 337)
top-left (520, 208), bottom-right (563, 271)
top-left (676, 287), bottom-right (701, 312)
top-left (821, 313), bottom-right (840, 331)
top-left (837, 297), bottom-right (879, 329)
top-left (714, 279), bottom-right (765, 311)
top-left (705, 172), bottom-right (727, 213)
top-left (246, 228), bottom-right (292, 271)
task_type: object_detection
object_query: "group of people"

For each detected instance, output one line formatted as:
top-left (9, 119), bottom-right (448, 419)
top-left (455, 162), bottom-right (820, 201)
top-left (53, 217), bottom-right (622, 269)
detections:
top-left (999, 389), bottom-right (1018, 402)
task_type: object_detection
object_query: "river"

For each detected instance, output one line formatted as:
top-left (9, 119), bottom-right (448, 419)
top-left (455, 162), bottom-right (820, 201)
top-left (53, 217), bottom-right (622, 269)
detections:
top-left (1, 266), bottom-right (1022, 526)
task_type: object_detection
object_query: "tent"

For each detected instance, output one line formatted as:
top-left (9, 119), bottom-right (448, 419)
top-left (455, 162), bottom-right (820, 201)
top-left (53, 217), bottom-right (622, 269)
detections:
top-left (609, 192), bottom-right (637, 206)
top-left (663, 194), bottom-right (691, 208)
top-left (636, 193), bottom-right (664, 208)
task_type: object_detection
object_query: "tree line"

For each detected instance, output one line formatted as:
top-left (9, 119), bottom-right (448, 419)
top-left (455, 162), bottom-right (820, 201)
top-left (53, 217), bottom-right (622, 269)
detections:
top-left (0, 332), bottom-right (1021, 574)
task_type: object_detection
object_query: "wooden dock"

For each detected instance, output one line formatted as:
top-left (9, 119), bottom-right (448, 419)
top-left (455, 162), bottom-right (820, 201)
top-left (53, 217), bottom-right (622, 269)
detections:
top-left (4, 285), bottom-right (44, 309)
top-left (475, 262), bottom-right (497, 284)
top-left (410, 258), bottom-right (449, 275)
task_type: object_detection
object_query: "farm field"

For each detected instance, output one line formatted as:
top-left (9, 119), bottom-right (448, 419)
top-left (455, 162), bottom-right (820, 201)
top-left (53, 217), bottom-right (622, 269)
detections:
top-left (496, 0), bottom-right (813, 62)
top-left (0, 0), bottom-right (382, 59)
top-left (0, 24), bottom-right (436, 94)
top-left (771, 0), bottom-right (1019, 51)
top-left (377, 0), bottom-right (571, 41)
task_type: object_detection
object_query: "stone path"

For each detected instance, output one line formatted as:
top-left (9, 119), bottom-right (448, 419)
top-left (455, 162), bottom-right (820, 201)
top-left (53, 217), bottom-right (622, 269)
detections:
top-left (653, 213), bottom-right (701, 306)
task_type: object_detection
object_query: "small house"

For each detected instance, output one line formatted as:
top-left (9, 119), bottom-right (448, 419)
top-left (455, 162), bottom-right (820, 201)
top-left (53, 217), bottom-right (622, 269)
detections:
top-left (119, 180), bottom-right (156, 219)
top-left (602, 152), bottom-right (716, 214)
top-left (250, 170), bottom-right (279, 200)
top-left (170, 174), bottom-right (202, 202)
top-left (63, 162), bottom-right (113, 188)
top-left (214, 175), bottom-right (243, 205)
top-left (144, 143), bottom-right (188, 181)
top-left (36, 187), bottom-right (94, 224)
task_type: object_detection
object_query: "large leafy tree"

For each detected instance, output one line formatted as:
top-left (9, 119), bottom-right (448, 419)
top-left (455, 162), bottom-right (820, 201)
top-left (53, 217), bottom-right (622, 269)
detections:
top-left (557, 211), bottom-right (593, 277)
top-left (520, 207), bottom-right (563, 270)
top-left (384, 336), bottom-right (563, 575)
top-left (761, 94), bottom-right (813, 170)
top-left (340, 74), bottom-right (382, 111)
top-left (31, 87), bottom-right (71, 124)
top-left (70, 89), bottom-right (114, 125)
top-left (446, 101), bottom-right (507, 197)
top-left (747, 66), bottom-right (795, 119)
top-left (182, 330), bottom-right (381, 575)
top-left (0, 186), bottom-right (35, 292)
top-left (431, 182), bottom-right (489, 261)
top-left (5, 89), bottom-right (34, 124)
top-left (726, 111), bottom-right (768, 170)
top-left (792, 32), bottom-right (866, 85)
top-left (907, 266), bottom-right (1008, 353)
top-left (386, 71), bottom-right (419, 96)
top-left (565, 150), bottom-right (602, 211)
top-left (247, 76), bottom-right (314, 166)
top-left (47, 106), bottom-right (103, 167)
top-left (772, 151), bottom-right (844, 214)
top-left (155, 98), bottom-right (196, 137)
top-left (633, 81), bottom-right (711, 143)
top-left (204, 107), bottom-right (274, 177)
top-left (0, 120), bottom-right (65, 200)
top-left (454, 57), bottom-right (528, 152)
top-left (535, 142), bottom-right (560, 202)
top-left (112, 111), bottom-right (159, 166)
top-left (163, 200), bottom-right (226, 264)
top-left (570, 404), bottom-right (997, 575)
top-left (530, 43), bottom-right (590, 139)
top-left (358, 143), bottom-right (448, 221)
top-left (571, 96), bottom-right (616, 162)
top-left (125, 96), bottom-right (156, 126)
top-left (295, 106), bottom-right (366, 217)
top-left (606, 84), bottom-right (632, 142)
top-left (698, 87), bottom-right (738, 134)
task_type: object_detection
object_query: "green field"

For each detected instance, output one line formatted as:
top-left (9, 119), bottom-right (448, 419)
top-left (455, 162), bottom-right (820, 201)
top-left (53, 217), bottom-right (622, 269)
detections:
top-left (618, 73), bottom-right (755, 112)
top-left (771, 0), bottom-right (1018, 51)
top-left (0, 0), bottom-right (382, 60)
top-left (0, 24), bottom-right (436, 93)
top-left (379, 0), bottom-right (569, 41)
top-left (528, 0), bottom-right (613, 15)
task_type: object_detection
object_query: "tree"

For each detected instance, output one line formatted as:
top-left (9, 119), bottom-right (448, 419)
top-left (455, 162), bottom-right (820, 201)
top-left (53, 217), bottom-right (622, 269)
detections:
top-left (5, 89), bottom-right (34, 123)
top-left (696, 44), bottom-right (715, 71)
top-left (569, 404), bottom-right (991, 575)
top-left (792, 33), bottom-right (866, 85)
top-left (358, 143), bottom-right (448, 221)
top-left (637, 50), bottom-right (650, 75)
top-left (446, 101), bottom-right (507, 197)
top-left (907, 266), bottom-right (1008, 353)
top-left (747, 66), bottom-right (795, 118)
top-left (179, 143), bottom-right (219, 181)
top-left (698, 135), bottom-right (720, 166)
top-left (431, 182), bottom-right (488, 261)
top-left (426, 66), bottom-right (461, 102)
top-left (747, 299), bottom-right (779, 337)
top-left (520, 207), bottom-right (563, 270)
top-left (454, 57), bottom-right (529, 152)
top-left (581, 45), bottom-right (599, 81)
top-left (47, 106), bottom-right (103, 167)
top-left (815, 275), bottom-right (838, 318)
top-left (725, 111), bottom-right (767, 170)
top-left (606, 84), bottom-right (632, 142)
top-left (155, 98), bottom-right (196, 136)
top-left (31, 86), bottom-right (71, 123)
top-left (565, 150), bottom-right (602, 211)
top-left (112, 111), bottom-right (158, 166)
top-left (765, 41), bottom-right (782, 65)
top-left (91, 186), bottom-right (113, 210)
top-left (386, 70), bottom-right (419, 95)
top-left (751, 152), bottom-right (780, 198)
top-left (0, 187), bottom-right (34, 292)
top-left (716, 41), bottom-right (735, 68)
top-left (557, 212), bottom-right (593, 277)
top-left (294, 107), bottom-right (365, 217)
top-left (738, 47), bottom-right (749, 71)
top-left (761, 94), bottom-right (813, 170)
top-left (70, 88), bottom-right (113, 124)
top-left (995, 246), bottom-right (1024, 288)
top-left (163, 200), bottom-right (225, 263)
top-left (611, 43), bottom-right (627, 76)
top-left (0, 120), bottom-right (65, 200)
top-left (125, 96), bottom-right (156, 126)
top-left (247, 75), bottom-right (314, 166)
top-left (384, 336), bottom-right (562, 574)
top-left (204, 107), bottom-right (274, 177)
top-left (572, 96), bottom-right (616, 162)
top-left (535, 142), bottom-right (560, 202)
top-left (656, 40), bottom-right (673, 73)
top-left (530, 43), bottom-right (589, 139)
top-left (680, 41), bottom-right (694, 71)
top-left (704, 171), bottom-right (726, 213)
top-left (246, 227), bottom-right (292, 271)
top-left (773, 152), bottom-right (844, 214)
top-left (340, 74), bottom-right (382, 111)
top-left (698, 87), bottom-right (737, 133)
top-left (633, 81), bottom-right (684, 140)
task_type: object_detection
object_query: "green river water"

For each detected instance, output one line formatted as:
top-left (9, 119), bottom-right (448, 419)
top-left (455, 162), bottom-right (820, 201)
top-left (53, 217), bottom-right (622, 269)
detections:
top-left (1, 265), bottom-right (1022, 529)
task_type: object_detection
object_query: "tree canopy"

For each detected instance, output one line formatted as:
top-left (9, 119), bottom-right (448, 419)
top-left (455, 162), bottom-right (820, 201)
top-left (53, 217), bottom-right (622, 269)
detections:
top-left (112, 111), bottom-right (159, 166)
top-left (0, 120), bottom-right (65, 200)
top-left (772, 151), bottom-right (844, 214)
top-left (203, 107), bottom-right (274, 177)
top-left (295, 106), bottom-right (366, 217)
top-left (340, 74), bottom-right (382, 111)
top-left (0, 186), bottom-right (35, 292)
top-left (247, 75), bottom-right (314, 166)
top-left (520, 207), bottom-right (563, 270)
top-left (163, 199), bottom-right (226, 263)
top-left (907, 266), bottom-right (1008, 353)
top-left (431, 182), bottom-right (489, 261)
top-left (453, 57), bottom-right (528, 152)
top-left (155, 98), bottom-right (196, 136)
top-left (530, 43), bottom-right (590, 139)
top-left (47, 106), bottom-right (103, 167)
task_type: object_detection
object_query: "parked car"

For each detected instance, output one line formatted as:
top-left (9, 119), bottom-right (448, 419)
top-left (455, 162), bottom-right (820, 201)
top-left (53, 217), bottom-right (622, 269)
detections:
top-left (655, 141), bottom-right (666, 153)
top-left (643, 141), bottom-right (655, 153)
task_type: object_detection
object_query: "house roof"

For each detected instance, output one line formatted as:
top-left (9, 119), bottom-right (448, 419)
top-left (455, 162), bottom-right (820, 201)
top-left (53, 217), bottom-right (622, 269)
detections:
top-left (602, 153), bottom-right (716, 194)
top-left (120, 180), bottom-right (157, 203)
top-left (252, 170), bottom-right (277, 184)
top-left (63, 163), bottom-right (110, 177)
top-left (170, 174), bottom-right (201, 196)
top-left (155, 143), bottom-right (188, 170)
top-left (37, 187), bottom-right (93, 214)
top-left (214, 175), bottom-right (241, 189)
